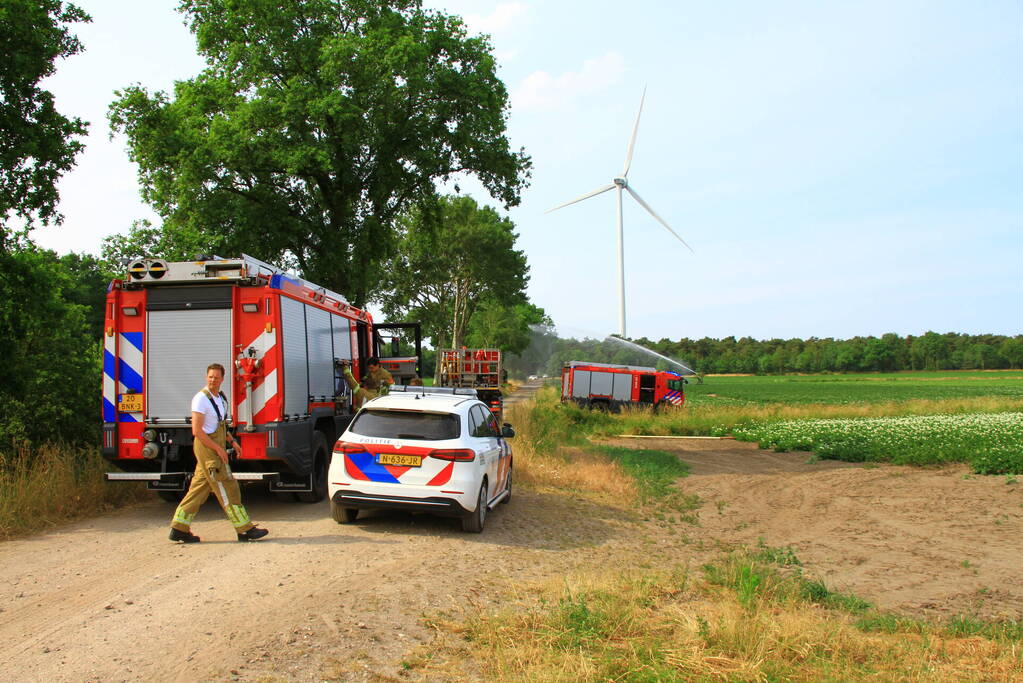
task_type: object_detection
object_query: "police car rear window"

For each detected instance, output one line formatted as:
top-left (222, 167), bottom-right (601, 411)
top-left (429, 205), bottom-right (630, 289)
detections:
top-left (349, 410), bottom-right (460, 441)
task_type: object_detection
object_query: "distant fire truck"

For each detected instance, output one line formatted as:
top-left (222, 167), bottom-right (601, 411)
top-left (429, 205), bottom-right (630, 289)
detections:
top-left (561, 360), bottom-right (687, 410)
top-left (101, 254), bottom-right (407, 503)
top-left (438, 348), bottom-right (504, 420)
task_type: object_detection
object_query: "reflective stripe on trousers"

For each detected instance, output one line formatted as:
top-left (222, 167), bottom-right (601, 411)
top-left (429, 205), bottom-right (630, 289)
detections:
top-left (170, 415), bottom-right (254, 532)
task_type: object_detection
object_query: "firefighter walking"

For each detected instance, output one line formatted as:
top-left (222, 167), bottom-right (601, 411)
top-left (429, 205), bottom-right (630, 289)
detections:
top-left (169, 364), bottom-right (269, 543)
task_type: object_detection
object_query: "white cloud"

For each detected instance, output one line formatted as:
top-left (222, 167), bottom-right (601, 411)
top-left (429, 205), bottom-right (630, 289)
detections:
top-left (463, 2), bottom-right (530, 35)
top-left (512, 51), bottom-right (627, 111)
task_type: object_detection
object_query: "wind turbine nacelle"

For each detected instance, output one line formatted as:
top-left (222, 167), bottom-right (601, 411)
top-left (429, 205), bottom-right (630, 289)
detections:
top-left (613, 177), bottom-right (628, 187)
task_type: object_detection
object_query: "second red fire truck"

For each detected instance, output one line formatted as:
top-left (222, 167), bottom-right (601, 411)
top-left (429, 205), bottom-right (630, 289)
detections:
top-left (560, 360), bottom-right (687, 411)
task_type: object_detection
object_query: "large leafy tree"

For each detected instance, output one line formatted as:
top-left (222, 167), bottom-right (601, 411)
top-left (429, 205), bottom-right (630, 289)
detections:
top-left (378, 194), bottom-right (530, 358)
top-left (0, 0), bottom-right (90, 246)
top-left (109, 0), bottom-right (530, 306)
top-left (0, 1), bottom-right (98, 450)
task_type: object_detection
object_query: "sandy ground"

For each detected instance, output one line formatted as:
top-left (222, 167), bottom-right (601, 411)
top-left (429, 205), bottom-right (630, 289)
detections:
top-left (3, 388), bottom-right (1022, 681)
top-left (607, 436), bottom-right (1023, 620)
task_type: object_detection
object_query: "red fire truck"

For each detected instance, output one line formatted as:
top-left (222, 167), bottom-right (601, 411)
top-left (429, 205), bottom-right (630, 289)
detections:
top-left (102, 254), bottom-right (397, 502)
top-left (560, 360), bottom-right (687, 411)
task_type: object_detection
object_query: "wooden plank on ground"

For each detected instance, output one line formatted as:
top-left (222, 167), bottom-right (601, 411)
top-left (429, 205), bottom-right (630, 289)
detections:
top-left (616, 434), bottom-right (735, 440)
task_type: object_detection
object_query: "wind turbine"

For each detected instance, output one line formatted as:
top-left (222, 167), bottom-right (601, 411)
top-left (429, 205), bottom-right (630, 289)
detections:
top-left (546, 88), bottom-right (693, 338)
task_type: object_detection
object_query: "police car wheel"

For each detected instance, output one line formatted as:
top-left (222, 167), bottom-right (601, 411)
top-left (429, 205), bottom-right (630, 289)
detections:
top-left (461, 483), bottom-right (487, 533)
top-left (330, 498), bottom-right (358, 524)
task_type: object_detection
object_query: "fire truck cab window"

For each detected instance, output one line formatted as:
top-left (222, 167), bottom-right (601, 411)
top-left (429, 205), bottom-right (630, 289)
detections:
top-left (667, 379), bottom-right (685, 391)
top-left (349, 410), bottom-right (459, 441)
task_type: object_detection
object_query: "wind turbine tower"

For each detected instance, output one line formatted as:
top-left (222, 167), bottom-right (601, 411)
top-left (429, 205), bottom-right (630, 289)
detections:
top-left (547, 88), bottom-right (693, 338)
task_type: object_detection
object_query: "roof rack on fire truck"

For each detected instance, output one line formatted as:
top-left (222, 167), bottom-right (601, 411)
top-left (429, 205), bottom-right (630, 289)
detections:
top-left (564, 359), bottom-right (658, 373)
top-left (121, 254), bottom-right (366, 320)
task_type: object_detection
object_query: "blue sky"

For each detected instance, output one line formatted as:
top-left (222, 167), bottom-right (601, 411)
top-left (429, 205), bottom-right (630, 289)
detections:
top-left (39, 1), bottom-right (1023, 341)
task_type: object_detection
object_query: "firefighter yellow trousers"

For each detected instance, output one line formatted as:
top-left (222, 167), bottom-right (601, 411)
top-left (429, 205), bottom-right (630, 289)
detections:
top-left (170, 423), bottom-right (254, 533)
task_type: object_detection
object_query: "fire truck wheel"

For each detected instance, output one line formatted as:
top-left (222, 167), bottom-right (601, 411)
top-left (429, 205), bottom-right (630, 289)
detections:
top-left (330, 499), bottom-right (358, 524)
top-left (157, 490), bottom-right (185, 504)
top-left (296, 432), bottom-right (329, 503)
top-left (461, 482), bottom-right (487, 533)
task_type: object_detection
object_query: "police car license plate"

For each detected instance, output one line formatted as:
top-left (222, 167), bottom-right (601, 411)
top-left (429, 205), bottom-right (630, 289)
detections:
top-left (377, 453), bottom-right (422, 467)
top-left (118, 393), bottom-right (143, 412)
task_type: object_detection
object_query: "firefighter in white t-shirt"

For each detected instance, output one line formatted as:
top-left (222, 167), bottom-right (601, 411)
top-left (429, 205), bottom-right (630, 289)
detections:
top-left (169, 363), bottom-right (269, 543)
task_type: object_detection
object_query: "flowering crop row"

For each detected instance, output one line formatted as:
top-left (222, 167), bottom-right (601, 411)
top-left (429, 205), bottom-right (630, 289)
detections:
top-left (732, 412), bottom-right (1023, 473)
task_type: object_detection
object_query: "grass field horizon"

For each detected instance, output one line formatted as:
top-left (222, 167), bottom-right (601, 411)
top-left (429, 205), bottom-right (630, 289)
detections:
top-left (685, 369), bottom-right (1023, 406)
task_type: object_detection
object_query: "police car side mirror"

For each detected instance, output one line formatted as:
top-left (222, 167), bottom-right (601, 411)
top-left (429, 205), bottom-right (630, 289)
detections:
top-left (501, 424), bottom-right (515, 438)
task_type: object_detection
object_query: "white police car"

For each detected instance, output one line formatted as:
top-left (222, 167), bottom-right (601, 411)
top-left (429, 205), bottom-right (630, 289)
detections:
top-left (328, 386), bottom-right (514, 533)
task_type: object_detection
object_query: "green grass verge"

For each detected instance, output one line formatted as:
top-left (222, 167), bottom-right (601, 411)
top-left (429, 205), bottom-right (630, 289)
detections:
top-left (688, 371), bottom-right (1023, 405)
top-left (589, 445), bottom-right (691, 502)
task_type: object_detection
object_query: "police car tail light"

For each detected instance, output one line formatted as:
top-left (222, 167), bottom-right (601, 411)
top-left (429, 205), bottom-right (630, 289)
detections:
top-left (428, 448), bottom-right (475, 462)
top-left (333, 441), bottom-right (366, 454)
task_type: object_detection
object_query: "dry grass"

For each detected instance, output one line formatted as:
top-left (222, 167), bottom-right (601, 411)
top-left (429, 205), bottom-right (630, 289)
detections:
top-left (514, 444), bottom-right (638, 503)
top-left (417, 559), bottom-right (1023, 682)
top-left (0, 443), bottom-right (148, 540)
top-left (505, 393), bottom-right (639, 507)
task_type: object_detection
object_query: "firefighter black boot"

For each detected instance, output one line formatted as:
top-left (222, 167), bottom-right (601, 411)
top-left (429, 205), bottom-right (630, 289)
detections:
top-left (237, 526), bottom-right (269, 542)
top-left (169, 528), bottom-right (201, 543)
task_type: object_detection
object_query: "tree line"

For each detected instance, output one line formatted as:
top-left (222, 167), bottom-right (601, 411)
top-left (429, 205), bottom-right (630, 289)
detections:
top-left (643, 332), bottom-right (1023, 374)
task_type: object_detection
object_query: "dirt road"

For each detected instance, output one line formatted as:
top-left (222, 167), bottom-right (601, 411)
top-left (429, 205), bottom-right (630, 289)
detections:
top-left (3, 408), bottom-right (1021, 681)
top-left (1, 480), bottom-right (645, 682)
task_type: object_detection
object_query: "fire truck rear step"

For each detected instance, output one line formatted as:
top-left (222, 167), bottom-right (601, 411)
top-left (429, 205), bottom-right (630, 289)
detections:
top-left (105, 471), bottom-right (313, 492)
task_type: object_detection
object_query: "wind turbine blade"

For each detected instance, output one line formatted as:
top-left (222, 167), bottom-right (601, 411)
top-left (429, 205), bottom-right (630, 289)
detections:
top-left (621, 85), bottom-right (647, 178)
top-left (625, 185), bottom-right (695, 253)
top-left (545, 183), bottom-right (616, 213)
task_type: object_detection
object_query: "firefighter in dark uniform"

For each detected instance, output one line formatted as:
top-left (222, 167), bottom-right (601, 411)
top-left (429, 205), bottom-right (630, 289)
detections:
top-left (169, 363), bottom-right (269, 543)
top-left (342, 356), bottom-right (393, 410)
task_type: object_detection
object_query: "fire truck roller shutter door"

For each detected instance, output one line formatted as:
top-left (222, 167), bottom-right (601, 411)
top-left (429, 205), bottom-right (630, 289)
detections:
top-left (332, 317), bottom-right (352, 361)
top-left (590, 371), bottom-right (614, 397)
top-left (305, 304), bottom-right (333, 400)
top-left (571, 370), bottom-right (591, 398)
top-left (280, 296), bottom-right (309, 416)
top-left (612, 372), bottom-right (632, 402)
top-left (147, 308), bottom-right (232, 421)
top-left (331, 317), bottom-right (352, 398)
